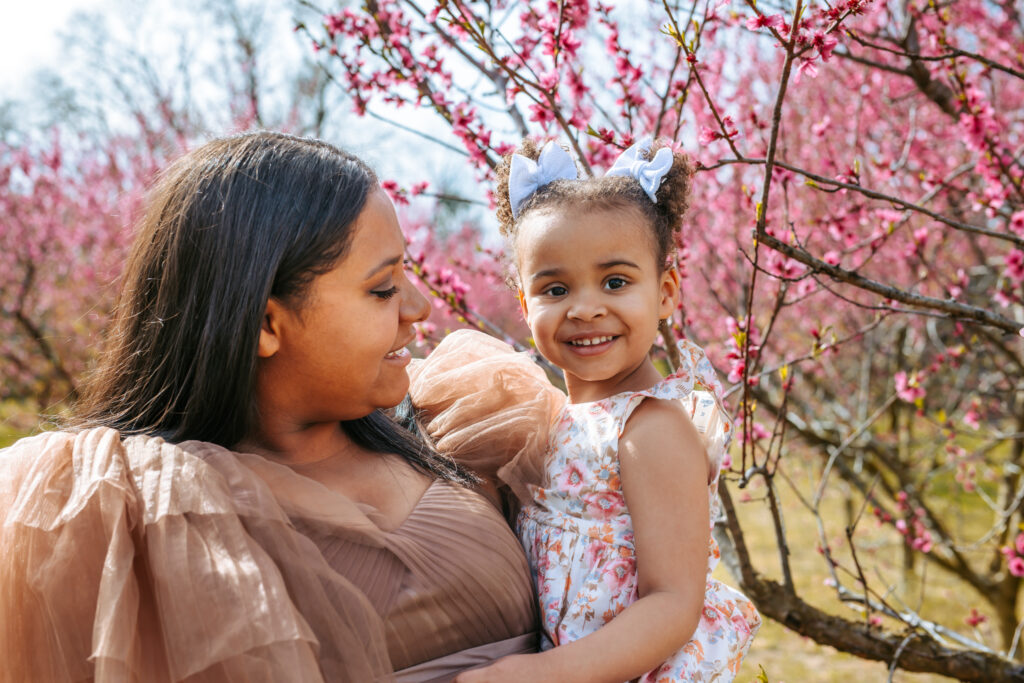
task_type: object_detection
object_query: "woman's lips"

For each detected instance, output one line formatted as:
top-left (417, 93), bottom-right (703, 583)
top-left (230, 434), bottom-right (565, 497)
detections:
top-left (384, 346), bottom-right (412, 364)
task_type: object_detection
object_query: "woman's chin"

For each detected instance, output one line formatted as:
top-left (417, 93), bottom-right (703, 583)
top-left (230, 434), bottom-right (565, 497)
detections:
top-left (378, 375), bottom-right (411, 410)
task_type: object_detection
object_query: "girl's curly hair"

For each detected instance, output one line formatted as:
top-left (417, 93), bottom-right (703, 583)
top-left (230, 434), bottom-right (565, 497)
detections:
top-left (494, 138), bottom-right (694, 271)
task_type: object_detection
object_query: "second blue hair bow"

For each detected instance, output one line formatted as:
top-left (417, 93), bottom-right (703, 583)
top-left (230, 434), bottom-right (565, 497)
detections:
top-left (605, 136), bottom-right (673, 202)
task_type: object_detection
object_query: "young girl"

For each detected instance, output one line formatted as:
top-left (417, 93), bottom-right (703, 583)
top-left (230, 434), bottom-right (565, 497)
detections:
top-left (444, 136), bottom-right (761, 682)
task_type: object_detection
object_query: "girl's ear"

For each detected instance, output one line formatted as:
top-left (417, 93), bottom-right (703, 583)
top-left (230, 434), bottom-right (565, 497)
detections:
top-left (658, 268), bottom-right (681, 319)
top-left (517, 288), bottom-right (530, 320)
top-left (258, 298), bottom-right (285, 358)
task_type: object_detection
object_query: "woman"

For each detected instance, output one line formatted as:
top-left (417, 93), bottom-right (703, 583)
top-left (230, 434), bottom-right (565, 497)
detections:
top-left (0, 132), bottom-right (561, 681)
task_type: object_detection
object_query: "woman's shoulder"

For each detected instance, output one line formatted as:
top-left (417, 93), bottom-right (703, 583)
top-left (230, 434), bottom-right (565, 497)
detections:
top-left (1, 427), bottom-right (125, 502)
top-left (2, 428), bottom-right (79, 457)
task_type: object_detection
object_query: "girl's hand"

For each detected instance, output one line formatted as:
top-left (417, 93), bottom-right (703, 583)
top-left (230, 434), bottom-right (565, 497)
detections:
top-left (453, 654), bottom-right (553, 683)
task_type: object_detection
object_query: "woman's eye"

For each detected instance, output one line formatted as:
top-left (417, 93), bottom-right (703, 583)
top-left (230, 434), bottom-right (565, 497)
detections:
top-left (372, 286), bottom-right (399, 300)
top-left (606, 277), bottom-right (627, 290)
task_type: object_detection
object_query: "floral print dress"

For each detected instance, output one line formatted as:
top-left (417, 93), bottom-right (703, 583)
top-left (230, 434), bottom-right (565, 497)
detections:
top-left (517, 340), bottom-right (761, 682)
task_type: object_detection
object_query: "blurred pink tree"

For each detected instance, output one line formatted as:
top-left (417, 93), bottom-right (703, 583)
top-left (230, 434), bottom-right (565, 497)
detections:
top-left (0, 131), bottom-right (167, 410)
top-left (0, 0), bottom-right (336, 419)
top-left (304, 0), bottom-right (1024, 679)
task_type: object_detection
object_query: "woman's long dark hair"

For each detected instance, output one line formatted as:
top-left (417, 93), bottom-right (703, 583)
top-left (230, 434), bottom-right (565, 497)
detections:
top-left (75, 131), bottom-right (472, 483)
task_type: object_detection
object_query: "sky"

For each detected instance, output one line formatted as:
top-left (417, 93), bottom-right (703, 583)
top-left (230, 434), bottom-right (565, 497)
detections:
top-left (0, 0), bottom-right (492, 221)
top-left (0, 1), bottom-right (103, 94)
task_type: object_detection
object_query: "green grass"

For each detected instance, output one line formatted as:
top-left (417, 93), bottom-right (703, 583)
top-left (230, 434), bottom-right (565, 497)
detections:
top-left (724, 448), bottom-right (1015, 682)
top-left (0, 400), bottom-right (38, 448)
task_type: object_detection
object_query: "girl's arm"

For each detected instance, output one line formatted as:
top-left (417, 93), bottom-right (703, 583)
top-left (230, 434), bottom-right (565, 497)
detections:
top-left (455, 397), bottom-right (710, 683)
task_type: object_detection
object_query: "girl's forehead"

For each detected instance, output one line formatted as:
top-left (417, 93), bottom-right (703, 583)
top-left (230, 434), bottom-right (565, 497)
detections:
top-left (514, 204), bottom-right (659, 271)
top-left (517, 204), bottom-right (654, 248)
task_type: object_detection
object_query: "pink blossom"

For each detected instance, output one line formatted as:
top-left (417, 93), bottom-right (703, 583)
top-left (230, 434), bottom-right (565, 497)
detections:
top-left (894, 371), bottom-right (926, 403)
top-left (699, 127), bottom-right (720, 145)
top-left (793, 59), bottom-right (818, 84)
top-left (727, 358), bottom-right (745, 384)
top-left (963, 403), bottom-right (981, 430)
top-left (528, 102), bottom-right (556, 127)
top-left (379, 179), bottom-right (409, 205)
top-left (746, 13), bottom-right (785, 31)
top-left (749, 422), bottom-right (771, 441)
top-left (994, 289), bottom-right (1014, 307)
top-left (324, 13), bottom-right (346, 37)
top-left (812, 32), bottom-right (838, 61)
top-left (912, 531), bottom-right (933, 554)
top-left (538, 71), bottom-right (560, 91)
top-left (1009, 556), bottom-right (1024, 578)
top-left (1004, 249), bottom-right (1024, 284)
top-left (414, 321), bottom-right (437, 348)
top-left (1010, 210), bottom-right (1024, 237)
top-left (965, 609), bottom-right (986, 627)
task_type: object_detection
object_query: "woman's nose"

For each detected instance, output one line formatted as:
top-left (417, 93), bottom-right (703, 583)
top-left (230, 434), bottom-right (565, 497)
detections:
top-left (401, 276), bottom-right (430, 323)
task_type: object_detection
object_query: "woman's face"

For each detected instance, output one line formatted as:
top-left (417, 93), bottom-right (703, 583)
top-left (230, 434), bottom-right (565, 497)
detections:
top-left (257, 189), bottom-right (429, 426)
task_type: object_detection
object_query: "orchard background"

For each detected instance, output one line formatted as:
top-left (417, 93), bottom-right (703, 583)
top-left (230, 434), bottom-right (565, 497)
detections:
top-left (2, 0), bottom-right (1024, 680)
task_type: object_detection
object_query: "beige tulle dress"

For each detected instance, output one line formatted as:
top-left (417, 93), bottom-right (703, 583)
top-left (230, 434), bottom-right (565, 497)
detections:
top-left (0, 331), bottom-right (564, 682)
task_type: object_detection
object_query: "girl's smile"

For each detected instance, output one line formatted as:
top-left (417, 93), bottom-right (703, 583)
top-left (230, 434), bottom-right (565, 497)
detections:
top-left (515, 204), bottom-right (679, 403)
top-left (564, 334), bottom-right (618, 355)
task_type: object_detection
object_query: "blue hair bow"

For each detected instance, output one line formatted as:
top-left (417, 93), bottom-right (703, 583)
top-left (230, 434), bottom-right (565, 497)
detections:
top-left (606, 136), bottom-right (673, 202)
top-left (508, 141), bottom-right (579, 219)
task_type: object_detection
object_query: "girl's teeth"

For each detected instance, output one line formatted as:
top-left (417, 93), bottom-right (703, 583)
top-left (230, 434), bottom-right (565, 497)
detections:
top-left (570, 336), bottom-right (613, 346)
top-left (385, 347), bottom-right (410, 359)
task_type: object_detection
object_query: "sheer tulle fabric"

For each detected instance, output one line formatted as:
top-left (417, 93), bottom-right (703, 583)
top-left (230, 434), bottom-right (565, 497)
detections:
top-left (408, 329), bottom-right (566, 506)
top-left (1, 333), bottom-right (561, 683)
top-left (1, 428), bottom-right (388, 682)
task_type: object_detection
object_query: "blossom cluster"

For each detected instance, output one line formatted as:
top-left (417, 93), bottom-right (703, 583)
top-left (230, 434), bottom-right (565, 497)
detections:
top-left (1002, 532), bottom-right (1024, 578)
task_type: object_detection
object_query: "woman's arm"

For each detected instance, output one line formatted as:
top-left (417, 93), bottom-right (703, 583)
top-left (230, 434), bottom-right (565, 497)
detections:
top-left (455, 397), bottom-right (710, 683)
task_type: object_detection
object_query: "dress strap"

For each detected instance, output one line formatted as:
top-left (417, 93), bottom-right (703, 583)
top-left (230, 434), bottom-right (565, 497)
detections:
top-left (614, 340), bottom-right (734, 482)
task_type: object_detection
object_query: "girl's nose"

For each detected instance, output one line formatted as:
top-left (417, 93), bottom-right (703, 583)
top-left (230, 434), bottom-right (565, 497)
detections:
top-left (566, 293), bottom-right (607, 321)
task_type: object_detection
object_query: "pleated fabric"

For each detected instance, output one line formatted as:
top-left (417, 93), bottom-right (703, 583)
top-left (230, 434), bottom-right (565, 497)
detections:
top-left (0, 425), bottom-right (545, 680)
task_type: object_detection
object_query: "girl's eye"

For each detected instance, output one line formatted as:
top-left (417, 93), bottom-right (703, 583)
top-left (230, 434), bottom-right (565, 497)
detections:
top-left (605, 277), bottom-right (627, 290)
top-left (545, 285), bottom-right (568, 297)
top-left (372, 286), bottom-right (399, 300)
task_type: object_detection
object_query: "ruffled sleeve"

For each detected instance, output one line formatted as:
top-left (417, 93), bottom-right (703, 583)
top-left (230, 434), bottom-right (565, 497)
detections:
top-left (408, 329), bottom-right (566, 505)
top-left (617, 339), bottom-right (734, 483)
top-left (0, 427), bottom-right (393, 682)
